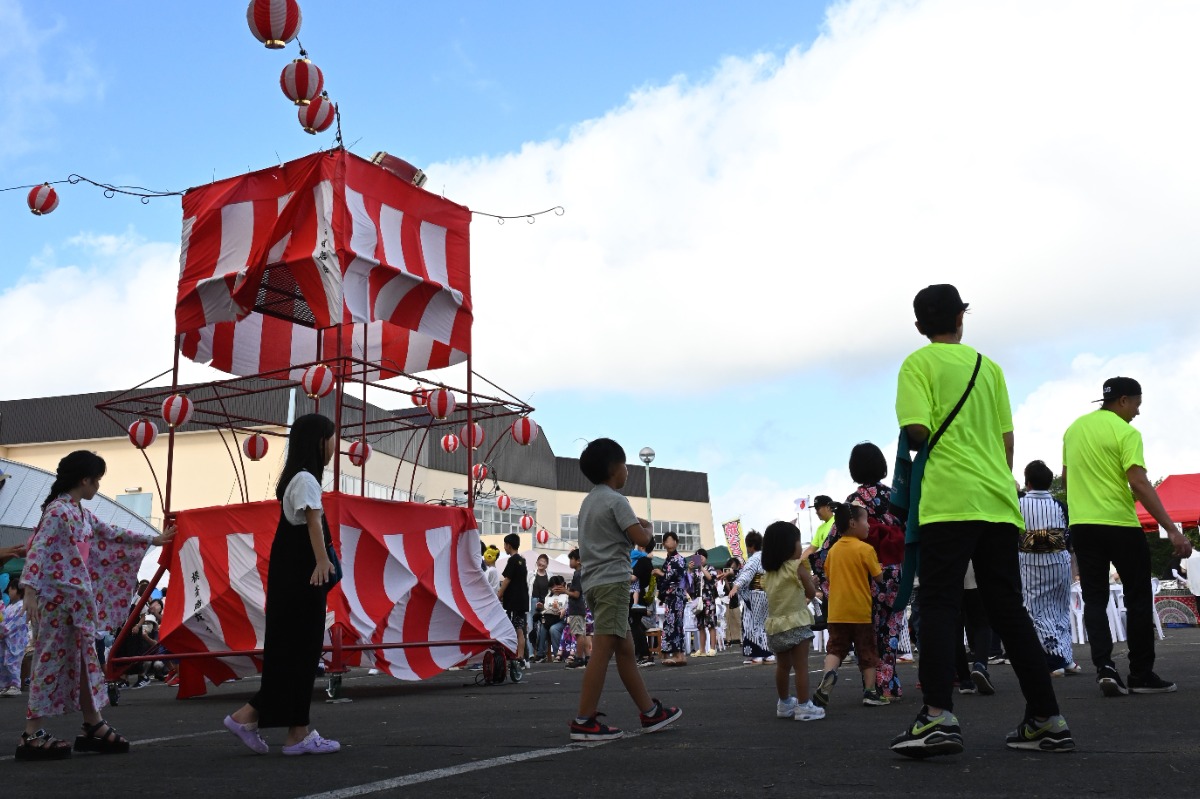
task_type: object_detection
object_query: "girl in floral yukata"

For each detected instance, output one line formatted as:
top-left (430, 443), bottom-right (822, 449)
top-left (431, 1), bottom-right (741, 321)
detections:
top-left (2, 581), bottom-right (30, 696)
top-left (653, 531), bottom-right (689, 666)
top-left (17, 450), bottom-right (174, 761)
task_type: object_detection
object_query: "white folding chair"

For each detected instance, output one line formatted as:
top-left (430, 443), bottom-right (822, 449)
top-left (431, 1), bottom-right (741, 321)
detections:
top-left (1069, 582), bottom-right (1087, 644)
top-left (1151, 578), bottom-right (1165, 640)
top-left (1108, 584), bottom-right (1127, 642)
top-left (683, 604), bottom-right (701, 654)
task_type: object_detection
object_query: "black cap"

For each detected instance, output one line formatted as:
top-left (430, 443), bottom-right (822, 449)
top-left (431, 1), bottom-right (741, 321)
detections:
top-left (1095, 376), bottom-right (1142, 404)
top-left (813, 495), bottom-right (834, 509)
top-left (913, 284), bottom-right (969, 327)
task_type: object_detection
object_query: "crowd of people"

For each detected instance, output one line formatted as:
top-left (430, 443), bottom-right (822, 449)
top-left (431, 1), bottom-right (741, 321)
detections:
top-left (4, 282), bottom-right (1193, 762)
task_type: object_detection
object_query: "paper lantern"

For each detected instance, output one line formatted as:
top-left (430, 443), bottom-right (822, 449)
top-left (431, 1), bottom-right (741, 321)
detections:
top-left (348, 439), bottom-right (372, 467)
top-left (496, 493), bottom-right (511, 511)
top-left (411, 387), bottom-right (429, 407)
top-left (160, 394), bottom-right (194, 428)
top-left (243, 433), bottom-right (269, 461)
top-left (299, 95), bottom-right (335, 134)
top-left (511, 417), bottom-right (539, 446)
top-left (428, 389), bottom-right (455, 420)
top-left (460, 422), bottom-right (484, 450)
top-left (536, 528), bottom-right (549, 545)
top-left (246, 0), bottom-right (302, 48)
top-left (27, 183), bottom-right (58, 215)
top-left (471, 463), bottom-right (489, 481)
top-left (440, 433), bottom-right (460, 454)
top-left (301, 364), bottom-right (334, 398)
top-left (280, 57), bottom-right (324, 105)
top-left (519, 514), bottom-right (535, 532)
top-left (128, 419), bottom-right (158, 450)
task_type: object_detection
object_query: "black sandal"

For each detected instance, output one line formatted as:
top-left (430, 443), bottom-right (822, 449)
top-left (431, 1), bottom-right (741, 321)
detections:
top-left (74, 720), bottom-right (130, 754)
top-left (15, 729), bottom-right (73, 761)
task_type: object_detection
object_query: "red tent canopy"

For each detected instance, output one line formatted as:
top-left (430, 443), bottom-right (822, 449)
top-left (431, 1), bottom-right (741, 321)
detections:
top-left (1136, 473), bottom-right (1200, 529)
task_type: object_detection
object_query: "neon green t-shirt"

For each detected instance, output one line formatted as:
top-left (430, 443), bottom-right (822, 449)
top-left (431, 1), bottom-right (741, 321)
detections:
top-left (810, 517), bottom-right (833, 550)
top-left (895, 343), bottom-right (1022, 526)
top-left (1062, 409), bottom-right (1145, 527)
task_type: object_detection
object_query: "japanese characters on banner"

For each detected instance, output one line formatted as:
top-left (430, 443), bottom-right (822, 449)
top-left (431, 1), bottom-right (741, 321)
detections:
top-left (158, 494), bottom-right (515, 698)
top-left (722, 518), bottom-right (744, 559)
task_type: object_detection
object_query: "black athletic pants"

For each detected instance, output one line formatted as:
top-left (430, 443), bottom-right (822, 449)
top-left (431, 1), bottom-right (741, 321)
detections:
top-left (917, 521), bottom-right (1059, 719)
top-left (1072, 524), bottom-right (1156, 676)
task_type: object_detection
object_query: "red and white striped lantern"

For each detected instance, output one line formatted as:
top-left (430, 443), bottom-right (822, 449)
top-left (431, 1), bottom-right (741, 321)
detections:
top-left (535, 528), bottom-right (550, 545)
top-left (511, 417), bottom-right (539, 446)
top-left (128, 419), bottom-right (158, 450)
top-left (520, 514), bottom-right (535, 532)
top-left (427, 388), bottom-right (455, 420)
top-left (496, 493), bottom-right (511, 511)
top-left (27, 183), bottom-right (58, 215)
top-left (243, 433), bottom-right (269, 461)
top-left (348, 439), bottom-right (372, 467)
top-left (280, 57), bottom-right (324, 105)
top-left (160, 394), bottom-right (194, 428)
top-left (471, 463), bottom-right (489, 481)
top-left (301, 364), bottom-right (334, 398)
top-left (411, 387), bottom-right (429, 407)
top-left (299, 95), bottom-right (335, 134)
top-left (440, 433), bottom-right (460, 454)
top-left (246, 0), bottom-right (302, 49)
top-left (460, 422), bottom-right (484, 450)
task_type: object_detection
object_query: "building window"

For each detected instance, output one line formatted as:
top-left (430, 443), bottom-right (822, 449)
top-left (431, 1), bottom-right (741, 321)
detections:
top-left (325, 471), bottom-right (423, 503)
top-left (653, 520), bottom-right (701, 552)
top-left (116, 492), bottom-right (153, 520)
top-left (560, 514), bottom-right (579, 542)
top-left (454, 491), bottom-right (536, 537)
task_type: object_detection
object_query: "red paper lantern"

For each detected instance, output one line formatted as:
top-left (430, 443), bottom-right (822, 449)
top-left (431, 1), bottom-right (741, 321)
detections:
top-left (440, 433), bottom-right (460, 454)
top-left (428, 389), bottom-right (455, 420)
top-left (411, 387), bottom-right (429, 407)
top-left (128, 419), bottom-right (158, 450)
top-left (302, 364), bottom-right (334, 398)
top-left (536, 528), bottom-right (550, 545)
top-left (496, 494), bottom-right (511, 511)
top-left (520, 514), bottom-right (535, 532)
top-left (348, 439), bottom-right (372, 467)
top-left (280, 57), bottom-right (324, 106)
top-left (243, 433), bottom-right (269, 461)
top-left (471, 463), bottom-right (489, 481)
top-left (460, 422), bottom-right (484, 450)
top-left (246, 0), bottom-right (302, 49)
top-left (511, 417), bottom-right (539, 446)
top-left (27, 183), bottom-right (58, 215)
top-left (299, 96), bottom-right (335, 134)
top-left (160, 394), bottom-right (194, 428)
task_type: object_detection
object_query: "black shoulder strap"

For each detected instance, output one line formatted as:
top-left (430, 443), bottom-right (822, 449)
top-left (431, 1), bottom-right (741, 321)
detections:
top-left (927, 353), bottom-right (983, 454)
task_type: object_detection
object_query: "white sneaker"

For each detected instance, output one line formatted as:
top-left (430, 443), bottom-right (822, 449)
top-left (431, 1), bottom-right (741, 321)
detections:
top-left (794, 700), bottom-right (826, 721)
top-left (367, 668), bottom-right (380, 676)
top-left (776, 696), bottom-right (799, 718)
top-left (0, 685), bottom-right (20, 697)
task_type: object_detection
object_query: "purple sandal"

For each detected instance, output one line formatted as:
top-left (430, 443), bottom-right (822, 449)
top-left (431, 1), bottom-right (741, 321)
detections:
top-left (223, 715), bottom-right (269, 754)
top-left (282, 729), bottom-right (340, 755)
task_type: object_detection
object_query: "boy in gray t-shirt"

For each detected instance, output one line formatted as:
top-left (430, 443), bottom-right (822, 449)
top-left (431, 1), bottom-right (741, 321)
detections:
top-left (569, 438), bottom-right (682, 743)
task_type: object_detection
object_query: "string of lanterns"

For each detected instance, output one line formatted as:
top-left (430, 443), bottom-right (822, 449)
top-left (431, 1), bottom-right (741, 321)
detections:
top-left (245, 0), bottom-right (337, 136)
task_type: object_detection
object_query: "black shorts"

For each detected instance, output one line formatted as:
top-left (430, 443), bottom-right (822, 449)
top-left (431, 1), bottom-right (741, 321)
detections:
top-left (506, 609), bottom-right (528, 631)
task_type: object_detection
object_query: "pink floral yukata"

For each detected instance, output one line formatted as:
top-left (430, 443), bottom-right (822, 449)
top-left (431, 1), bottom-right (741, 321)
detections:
top-left (21, 496), bottom-right (152, 719)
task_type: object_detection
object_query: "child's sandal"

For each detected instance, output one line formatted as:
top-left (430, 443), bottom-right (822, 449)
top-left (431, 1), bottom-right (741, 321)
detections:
top-left (15, 729), bottom-right (73, 761)
top-left (74, 720), bottom-right (130, 754)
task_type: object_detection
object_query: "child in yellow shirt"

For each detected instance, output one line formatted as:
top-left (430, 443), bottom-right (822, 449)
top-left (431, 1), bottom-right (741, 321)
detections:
top-left (761, 521), bottom-right (823, 721)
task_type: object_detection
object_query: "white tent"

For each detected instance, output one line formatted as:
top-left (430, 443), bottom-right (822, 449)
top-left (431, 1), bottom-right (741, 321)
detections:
top-left (494, 549), bottom-right (573, 580)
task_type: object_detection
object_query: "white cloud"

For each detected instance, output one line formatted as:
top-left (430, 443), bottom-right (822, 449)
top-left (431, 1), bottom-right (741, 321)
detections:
top-left (1013, 338), bottom-right (1200, 481)
top-left (429, 0), bottom-right (1200, 396)
top-left (710, 467), bottom-right (855, 539)
top-left (0, 0), bottom-right (103, 161)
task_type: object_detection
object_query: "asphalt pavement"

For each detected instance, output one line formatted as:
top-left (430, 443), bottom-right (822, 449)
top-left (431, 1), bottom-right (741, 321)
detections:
top-left (3, 627), bottom-right (1199, 798)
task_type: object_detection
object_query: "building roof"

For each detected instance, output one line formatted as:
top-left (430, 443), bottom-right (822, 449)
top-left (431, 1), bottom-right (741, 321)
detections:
top-left (0, 388), bottom-right (710, 503)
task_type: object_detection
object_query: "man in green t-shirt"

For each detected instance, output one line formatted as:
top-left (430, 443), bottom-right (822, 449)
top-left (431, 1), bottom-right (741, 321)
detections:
top-left (889, 284), bottom-right (1071, 760)
top-left (801, 495), bottom-right (835, 562)
top-left (1063, 376), bottom-right (1193, 698)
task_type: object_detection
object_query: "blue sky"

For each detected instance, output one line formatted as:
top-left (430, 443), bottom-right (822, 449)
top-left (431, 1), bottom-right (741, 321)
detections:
top-left (5, 0), bottom-right (1200, 533)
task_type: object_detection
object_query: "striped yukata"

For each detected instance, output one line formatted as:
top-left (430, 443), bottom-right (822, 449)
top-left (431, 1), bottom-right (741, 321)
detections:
top-left (1018, 490), bottom-right (1074, 669)
top-left (732, 553), bottom-right (772, 659)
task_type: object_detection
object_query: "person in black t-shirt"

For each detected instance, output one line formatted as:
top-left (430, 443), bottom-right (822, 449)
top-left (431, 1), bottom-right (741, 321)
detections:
top-left (499, 533), bottom-right (530, 666)
top-left (630, 540), bottom-right (655, 666)
top-left (530, 554), bottom-right (551, 662)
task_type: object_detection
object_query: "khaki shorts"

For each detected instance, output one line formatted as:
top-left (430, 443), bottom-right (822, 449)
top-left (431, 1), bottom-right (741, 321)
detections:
top-left (584, 582), bottom-right (631, 637)
top-left (568, 615), bottom-right (587, 637)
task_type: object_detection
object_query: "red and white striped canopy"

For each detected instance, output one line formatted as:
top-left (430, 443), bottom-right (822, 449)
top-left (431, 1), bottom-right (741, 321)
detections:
top-left (176, 150), bottom-right (472, 382)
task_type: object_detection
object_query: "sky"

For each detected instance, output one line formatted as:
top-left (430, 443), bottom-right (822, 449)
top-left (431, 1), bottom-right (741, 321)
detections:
top-left (3, 0), bottom-right (1200, 536)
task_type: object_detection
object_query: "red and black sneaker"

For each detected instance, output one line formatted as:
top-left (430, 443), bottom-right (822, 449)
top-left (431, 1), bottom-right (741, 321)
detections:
top-left (639, 699), bottom-right (683, 733)
top-left (569, 713), bottom-right (623, 742)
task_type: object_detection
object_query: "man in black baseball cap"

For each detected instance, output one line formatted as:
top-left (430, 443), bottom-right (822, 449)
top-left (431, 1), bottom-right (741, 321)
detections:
top-left (1064, 376), bottom-right (1191, 698)
top-left (912, 284), bottom-right (969, 339)
top-left (800, 495), bottom-right (836, 564)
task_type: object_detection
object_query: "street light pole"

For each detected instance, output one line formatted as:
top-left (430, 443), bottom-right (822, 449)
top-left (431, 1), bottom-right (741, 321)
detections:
top-left (639, 447), bottom-right (655, 531)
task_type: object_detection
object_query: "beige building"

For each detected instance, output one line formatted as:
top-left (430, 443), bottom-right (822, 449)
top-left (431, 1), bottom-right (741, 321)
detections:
top-left (0, 385), bottom-right (715, 555)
